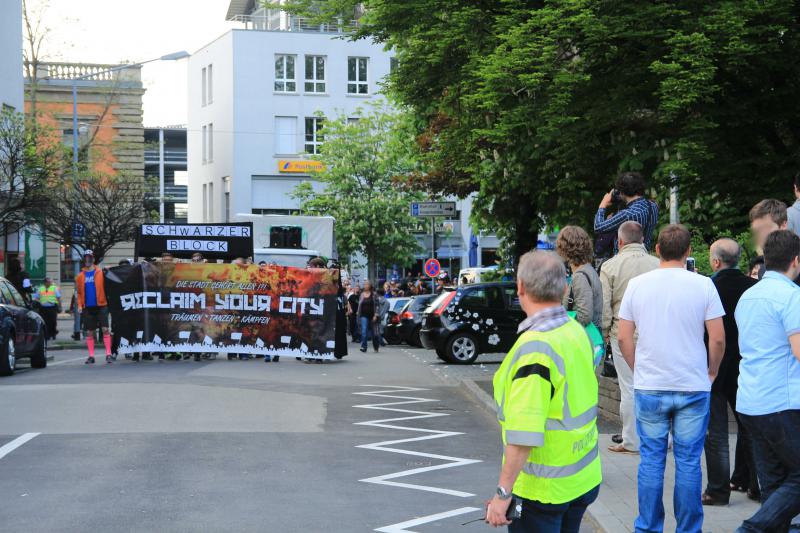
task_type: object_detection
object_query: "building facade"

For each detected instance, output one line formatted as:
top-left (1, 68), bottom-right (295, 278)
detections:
top-left (188, 3), bottom-right (392, 225)
top-left (144, 127), bottom-right (188, 223)
top-left (0, 0), bottom-right (23, 112)
top-left (22, 62), bottom-right (144, 298)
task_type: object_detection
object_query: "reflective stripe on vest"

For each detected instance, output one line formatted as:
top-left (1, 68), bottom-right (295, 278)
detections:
top-left (524, 442), bottom-right (599, 478)
top-left (497, 339), bottom-right (598, 431)
top-left (38, 287), bottom-right (58, 305)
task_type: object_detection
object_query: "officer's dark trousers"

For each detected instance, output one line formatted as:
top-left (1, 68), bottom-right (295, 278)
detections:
top-left (41, 305), bottom-right (58, 339)
top-left (509, 485), bottom-right (599, 533)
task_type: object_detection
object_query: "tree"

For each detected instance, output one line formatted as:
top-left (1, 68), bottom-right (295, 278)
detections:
top-left (282, 0), bottom-right (800, 261)
top-left (0, 108), bottom-right (60, 227)
top-left (292, 105), bottom-right (424, 280)
top-left (38, 173), bottom-right (146, 263)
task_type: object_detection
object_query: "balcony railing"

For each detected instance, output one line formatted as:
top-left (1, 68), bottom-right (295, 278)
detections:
top-left (230, 12), bottom-right (359, 34)
top-left (24, 61), bottom-right (141, 82)
top-left (144, 149), bottom-right (188, 166)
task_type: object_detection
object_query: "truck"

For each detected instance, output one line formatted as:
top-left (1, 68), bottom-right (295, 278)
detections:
top-left (232, 214), bottom-right (336, 268)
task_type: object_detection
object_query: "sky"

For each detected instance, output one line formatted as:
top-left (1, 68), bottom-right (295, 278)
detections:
top-left (28, 0), bottom-right (236, 126)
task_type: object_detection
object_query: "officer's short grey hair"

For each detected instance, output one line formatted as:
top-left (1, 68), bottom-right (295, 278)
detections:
top-left (517, 250), bottom-right (567, 303)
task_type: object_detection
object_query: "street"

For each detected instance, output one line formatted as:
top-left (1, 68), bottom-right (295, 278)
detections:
top-left (0, 345), bottom-right (504, 533)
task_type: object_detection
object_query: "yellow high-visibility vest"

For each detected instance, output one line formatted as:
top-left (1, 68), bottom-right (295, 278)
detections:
top-left (493, 319), bottom-right (602, 504)
top-left (38, 285), bottom-right (59, 306)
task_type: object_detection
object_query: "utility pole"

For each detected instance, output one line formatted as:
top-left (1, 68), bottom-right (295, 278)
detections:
top-left (669, 171), bottom-right (679, 224)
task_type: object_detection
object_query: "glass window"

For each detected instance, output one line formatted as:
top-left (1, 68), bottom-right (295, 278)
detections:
top-left (504, 287), bottom-right (521, 311)
top-left (347, 57), bottom-right (369, 94)
top-left (207, 123), bottom-right (214, 163)
top-left (460, 286), bottom-right (504, 309)
top-left (274, 55), bottom-right (296, 92)
top-left (3, 282), bottom-right (25, 307)
top-left (207, 64), bottom-right (213, 104)
top-left (304, 117), bottom-right (324, 154)
top-left (0, 282), bottom-right (11, 304)
top-left (304, 55), bottom-right (326, 93)
top-left (201, 67), bottom-right (207, 106)
top-left (202, 125), bottom-right (207, 164)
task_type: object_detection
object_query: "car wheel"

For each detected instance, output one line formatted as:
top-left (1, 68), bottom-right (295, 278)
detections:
top-left (446, 332), bottom-right (479, 365)
top-left (410, 326), bottom-right (422, 348)
top-left (30, 335), bottom-right (47, 369)
top-left (0, 333), bottom-right (16, 377)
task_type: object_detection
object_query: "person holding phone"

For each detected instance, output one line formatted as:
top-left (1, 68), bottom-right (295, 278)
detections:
top-left (594, 171), bottom-right (659, 251)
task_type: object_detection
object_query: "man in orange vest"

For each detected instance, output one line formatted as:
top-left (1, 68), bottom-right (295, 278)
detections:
top-left (75, 250), bottom-right (111, 364)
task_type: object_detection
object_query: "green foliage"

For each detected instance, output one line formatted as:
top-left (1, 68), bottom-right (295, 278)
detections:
top-left (282, 0), bottom-right (800, 260)
top-left (689, 228), bottom-right (757, 277)
top-left (292, 104), bottom-right (425, 279)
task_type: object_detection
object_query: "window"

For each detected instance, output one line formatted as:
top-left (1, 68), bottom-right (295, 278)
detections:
top-left (504, 287), bottom-right (521, 311)
top-left (304, 55), bottom-right (326, 93)
top-left (208, 182), bottom-right (214, 221)
top-left (202, 184), bottom-right (208, 222)
top-left (224, 192), bottom-right (230, 222)
top-left (347, 57), bottom-right (368, 94)
top-left (347, 117), bottom-right (360, 125)
top-left (202, 125), bottom-right (207, 164)
top-left (207, 123), bottom-right (214, 163)
top-left (274, 55), bottom-right (296, 92)
top-left (460, 286), bottom-right (504, 309)
top-left (274, 116), bottom-right (297, 154)
top-left (3, 281), bottom-right (25, 307)
top-left (207, 64), bottom-right (213, 104)
top-left (0, 282), bottom-right (12, 305)
top-left (304, 117), bottom-right (324, 154)
top-left (201, 67), bottom-right (207, 106)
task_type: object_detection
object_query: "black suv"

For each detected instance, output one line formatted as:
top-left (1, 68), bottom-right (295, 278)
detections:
top-left (419, 282), bottom-right (524, 364)
top-left (0, 277), bottom-right (47, 376)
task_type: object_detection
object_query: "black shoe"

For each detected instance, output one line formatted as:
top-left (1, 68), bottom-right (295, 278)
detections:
top-left (84, 356), bottom-right (95, 364)
top-left (701, 492), bottom-right (728, 506)
top-left (72, 333), bottom-right (81, 341)
top-left (611, 434), bottom-right (623, 444)
top-left (194, 354), bottom-right (201, 362)
top-left (360, 347), bottom-right (367, 353)
top-left (228, 355), bottom-right (235, 360)
top-left (273, 356), bottom-right (280, 363)
top-left (747, 489), bottom-right (761, 502)
top-left (132, 354), bottom-right (140, 362)
top-left (183, 353), bottom-right (192, 360)
top-left (158, 354), bottom-right (165, 361)
top-left (143, 354), bottom-right (153, 360)
top-left (373, 347), bottom-right (379, 353)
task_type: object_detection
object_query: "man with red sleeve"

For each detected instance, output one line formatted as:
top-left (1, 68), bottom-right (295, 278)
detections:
top-left (75, 250), bottom-right (112, 364)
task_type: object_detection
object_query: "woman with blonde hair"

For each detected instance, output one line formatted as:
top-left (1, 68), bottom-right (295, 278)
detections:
top-left (556, 226), bottom-right (603, 330)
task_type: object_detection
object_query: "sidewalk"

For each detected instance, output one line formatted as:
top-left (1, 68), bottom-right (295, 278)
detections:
top-left (461, 371), bottom-right (761, 533)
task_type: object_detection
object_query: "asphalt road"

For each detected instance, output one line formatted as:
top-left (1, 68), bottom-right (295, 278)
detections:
top-left (0, 344), bottom-right (505, 533)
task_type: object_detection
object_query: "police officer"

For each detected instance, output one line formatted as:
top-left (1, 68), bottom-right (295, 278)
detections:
top-left (487, 250), bottom-right (602, 530)
top-left (34, 276), bottom-right (61, 340)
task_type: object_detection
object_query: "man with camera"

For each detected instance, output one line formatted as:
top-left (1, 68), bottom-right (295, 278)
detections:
top-left (594, 171), bottom-right (659, 251)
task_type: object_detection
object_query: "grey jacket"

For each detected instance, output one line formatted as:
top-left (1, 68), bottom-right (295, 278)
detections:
top-left (562, 264), bottom-right (603, 331)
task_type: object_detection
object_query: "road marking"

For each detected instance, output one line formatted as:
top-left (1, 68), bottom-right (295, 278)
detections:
top-left (0, 433), bottom-right (40, 460)
top-left (50, 356), bottom-right (87, 366)
top-left (354, 385), bottom-right (483, 531)
top-left (374, 506), bottom-right (481, 533)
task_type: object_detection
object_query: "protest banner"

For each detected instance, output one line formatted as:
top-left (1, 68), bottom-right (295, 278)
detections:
top-left (105, 262), bottom-right (339, 359)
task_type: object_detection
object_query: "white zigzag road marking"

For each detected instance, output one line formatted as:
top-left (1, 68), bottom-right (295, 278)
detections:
top-left (354, 385), bottom-right (482, 532)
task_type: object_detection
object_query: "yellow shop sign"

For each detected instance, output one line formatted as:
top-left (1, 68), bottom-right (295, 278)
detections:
top-left (278, 160), bottom-right (325, 173)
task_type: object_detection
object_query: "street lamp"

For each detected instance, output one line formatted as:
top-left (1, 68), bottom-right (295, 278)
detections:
top-left (69, 51), bottom-right (190, 263)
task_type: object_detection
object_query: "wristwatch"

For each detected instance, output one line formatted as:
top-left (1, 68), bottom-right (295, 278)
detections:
top-left (496, 486), bottom-right (511, 500)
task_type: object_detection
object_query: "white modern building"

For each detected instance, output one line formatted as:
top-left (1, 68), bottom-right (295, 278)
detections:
top-left (188, 1), bottom-right (392, 225)
top-left (0, 0), bottom-right (24, 112)
top-left (188, 1), bottom-right (503, 277)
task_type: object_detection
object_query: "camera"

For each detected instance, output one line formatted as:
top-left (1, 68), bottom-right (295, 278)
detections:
top-left (611, 189), bottom-right (622, 205)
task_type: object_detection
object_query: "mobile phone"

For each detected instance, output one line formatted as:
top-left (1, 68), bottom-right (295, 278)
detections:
top-left (686, 257), bottom-right (695, 272)
top-left (507, 496), bottom-right (522, 521)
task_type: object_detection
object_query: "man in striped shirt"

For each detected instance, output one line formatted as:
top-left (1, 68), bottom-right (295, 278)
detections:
top-left (594, 172), bottom-right (659, 251)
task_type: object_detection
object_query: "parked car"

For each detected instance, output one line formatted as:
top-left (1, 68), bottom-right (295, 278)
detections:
top-left (0, 277), bottom-right (48, 376)
top-left (383, 297), bottom-right (412, 344)
top-left (420, 282), bottom-right (524, 364)
top-left (386, 294), bottom-right (437, 347)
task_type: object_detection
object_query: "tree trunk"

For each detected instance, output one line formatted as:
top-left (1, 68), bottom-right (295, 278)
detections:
top-left (367, 251), bottom-right (377, 284)
top-left (512, 200), bottom-right (540, 269)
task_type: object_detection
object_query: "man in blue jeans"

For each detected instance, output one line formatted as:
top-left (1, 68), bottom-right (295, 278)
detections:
top-left (618, 225), bottom-right (726, 533)
top-left (734, 229), bottom-right (800, 533)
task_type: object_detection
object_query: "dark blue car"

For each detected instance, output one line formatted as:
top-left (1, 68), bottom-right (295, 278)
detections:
top-left (0, 277), bottom-right (47, 376)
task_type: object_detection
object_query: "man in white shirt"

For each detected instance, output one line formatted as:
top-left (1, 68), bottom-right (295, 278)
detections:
top-left (618, 224), bottom-right (726, 533)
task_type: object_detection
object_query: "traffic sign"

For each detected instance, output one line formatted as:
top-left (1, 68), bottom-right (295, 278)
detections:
top-left (410, 201), bottom-right (457, 217)
top-left (72, 221), bottom-right (86, 241)
top-left (424, 258), bottom-right (441, 278)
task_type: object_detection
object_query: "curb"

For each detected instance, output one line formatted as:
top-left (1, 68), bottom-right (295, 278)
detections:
top-left (457, 376), bottom-right (607, 533)
top-left (48, 343), bottom-right (83, 351)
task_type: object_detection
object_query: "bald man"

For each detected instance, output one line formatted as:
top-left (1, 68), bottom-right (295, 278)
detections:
top-left (702, 238), bottom-right (759, 505)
